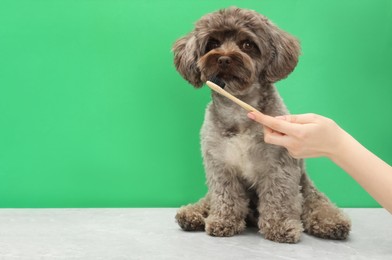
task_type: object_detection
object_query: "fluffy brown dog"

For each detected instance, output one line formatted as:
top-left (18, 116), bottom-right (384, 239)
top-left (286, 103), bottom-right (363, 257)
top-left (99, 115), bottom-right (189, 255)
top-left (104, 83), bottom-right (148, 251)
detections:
top-left (173, 7), bottom-right (351, 243)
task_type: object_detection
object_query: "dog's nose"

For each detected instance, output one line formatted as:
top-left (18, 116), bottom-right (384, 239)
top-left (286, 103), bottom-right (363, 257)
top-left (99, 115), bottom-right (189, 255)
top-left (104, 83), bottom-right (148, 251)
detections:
top-left (217, 56), bottom-right (232, 68)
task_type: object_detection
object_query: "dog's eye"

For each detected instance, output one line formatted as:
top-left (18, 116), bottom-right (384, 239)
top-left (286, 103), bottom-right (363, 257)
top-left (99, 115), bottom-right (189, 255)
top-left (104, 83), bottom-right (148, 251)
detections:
top-left (205, 39), bottom-right (221, 53)
top-left (241, 40), bottom-right (255, 51)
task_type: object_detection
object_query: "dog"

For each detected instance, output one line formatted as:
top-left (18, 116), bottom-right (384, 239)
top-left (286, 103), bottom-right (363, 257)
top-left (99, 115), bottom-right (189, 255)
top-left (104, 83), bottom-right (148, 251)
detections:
top-left (172, 7), bottom-right (351, 243)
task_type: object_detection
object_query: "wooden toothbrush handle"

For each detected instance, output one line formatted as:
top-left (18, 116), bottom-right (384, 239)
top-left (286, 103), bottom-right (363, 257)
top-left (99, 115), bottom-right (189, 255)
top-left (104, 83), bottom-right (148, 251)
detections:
top-left (206, 81), bottom-right (259, 112)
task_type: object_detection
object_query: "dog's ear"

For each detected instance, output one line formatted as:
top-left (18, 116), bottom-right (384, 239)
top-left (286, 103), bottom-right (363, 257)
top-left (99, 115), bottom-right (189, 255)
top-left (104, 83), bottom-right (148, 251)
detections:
top-left (263, 21), bottom-right (300, 83)
top-left (173, 33), bottom-right (203, 88)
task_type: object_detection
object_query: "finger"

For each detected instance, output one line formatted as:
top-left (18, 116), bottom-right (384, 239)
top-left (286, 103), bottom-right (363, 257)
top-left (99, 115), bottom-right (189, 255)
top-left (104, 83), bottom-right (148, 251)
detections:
top-left (264, 129), bottom-right (291, 147)
top-left (280, 113), bottom-right (319, 124)
top-left (248, 111), bottom-right (297, 135)
top-left (264, 125), bottom-right (284, 136)
top-left (263, 125), bottom-right (273, 134)
top-left (264, 126), bottom-right (276, 136)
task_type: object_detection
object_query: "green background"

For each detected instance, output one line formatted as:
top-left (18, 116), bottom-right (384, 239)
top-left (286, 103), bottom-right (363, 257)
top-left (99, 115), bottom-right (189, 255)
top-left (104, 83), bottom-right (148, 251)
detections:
top-left (0, 0), bottom-right (391, 208)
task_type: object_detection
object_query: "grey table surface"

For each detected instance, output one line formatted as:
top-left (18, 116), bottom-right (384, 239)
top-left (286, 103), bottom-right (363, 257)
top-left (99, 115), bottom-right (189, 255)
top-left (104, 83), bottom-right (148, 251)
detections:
top-left (0, 208), bottom-right (390, 260)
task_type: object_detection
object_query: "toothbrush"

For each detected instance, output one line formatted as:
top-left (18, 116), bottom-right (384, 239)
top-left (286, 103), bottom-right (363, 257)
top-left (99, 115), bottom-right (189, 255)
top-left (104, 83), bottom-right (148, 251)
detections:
top-left (206, 76), bottom-right (261, 113)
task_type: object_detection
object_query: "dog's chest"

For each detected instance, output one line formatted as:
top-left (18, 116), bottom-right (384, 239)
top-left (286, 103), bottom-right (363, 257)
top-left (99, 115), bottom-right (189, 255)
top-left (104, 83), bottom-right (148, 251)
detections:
top-left (222, 133), bottom-right (255, 177)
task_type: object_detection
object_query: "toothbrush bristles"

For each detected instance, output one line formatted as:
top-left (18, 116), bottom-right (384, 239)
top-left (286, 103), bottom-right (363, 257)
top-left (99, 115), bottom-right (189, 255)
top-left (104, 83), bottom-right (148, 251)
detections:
top-left (209, 76), bottom-right (226, 89)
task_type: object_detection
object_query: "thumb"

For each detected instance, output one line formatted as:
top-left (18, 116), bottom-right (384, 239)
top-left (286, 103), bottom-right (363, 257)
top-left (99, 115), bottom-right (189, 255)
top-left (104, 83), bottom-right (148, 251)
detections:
top-left (247, 111), bottom-right (294, 135)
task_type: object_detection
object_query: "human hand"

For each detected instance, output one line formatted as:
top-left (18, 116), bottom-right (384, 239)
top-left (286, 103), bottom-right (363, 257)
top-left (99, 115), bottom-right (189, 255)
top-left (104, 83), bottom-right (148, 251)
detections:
top-left (247, 112), bottom-right (346, 159)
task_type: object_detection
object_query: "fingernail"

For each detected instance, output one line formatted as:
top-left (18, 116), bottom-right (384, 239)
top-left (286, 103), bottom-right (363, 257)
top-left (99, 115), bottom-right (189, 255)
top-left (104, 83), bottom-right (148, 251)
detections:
top-left (247, 112), bottom-right (255, 120)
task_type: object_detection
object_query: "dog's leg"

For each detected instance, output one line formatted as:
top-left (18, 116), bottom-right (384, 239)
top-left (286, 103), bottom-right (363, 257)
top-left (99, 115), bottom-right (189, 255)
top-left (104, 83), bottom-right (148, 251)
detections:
top-left (203, 164), bottom-right (249, 237)
top-left (300, 174), bottom-right (351, 240)
top-left (256, 166), bottom-right (304, 243)
top-left (175, 195), bottom-right (210, 231)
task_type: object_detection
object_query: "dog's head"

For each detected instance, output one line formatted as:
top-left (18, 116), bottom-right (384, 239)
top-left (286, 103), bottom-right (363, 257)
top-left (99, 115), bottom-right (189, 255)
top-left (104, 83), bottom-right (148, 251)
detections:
top-left (173, 7), bottom-right (300, 94)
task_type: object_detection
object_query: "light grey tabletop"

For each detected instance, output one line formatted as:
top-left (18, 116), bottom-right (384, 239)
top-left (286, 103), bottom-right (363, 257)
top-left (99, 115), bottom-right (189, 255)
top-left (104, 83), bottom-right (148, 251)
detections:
top-left (0, 208), bottom-right (390, 259)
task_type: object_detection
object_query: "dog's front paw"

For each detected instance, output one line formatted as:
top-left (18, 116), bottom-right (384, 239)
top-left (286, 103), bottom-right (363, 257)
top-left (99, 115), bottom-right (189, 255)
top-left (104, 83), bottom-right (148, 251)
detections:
top-left (303, 210), bottom-right (351, 240)
top-left (205, 216), bottom-right (246, 237)
top-left (176, 207), bottom-right (206, 231)
top-left (259, 218), bottom-right (303, 243)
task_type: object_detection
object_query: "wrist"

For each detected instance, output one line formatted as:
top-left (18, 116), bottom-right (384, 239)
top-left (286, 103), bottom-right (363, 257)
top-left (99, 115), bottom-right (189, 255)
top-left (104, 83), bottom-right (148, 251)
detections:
top-left (327, 127), bottom-right (354, 164)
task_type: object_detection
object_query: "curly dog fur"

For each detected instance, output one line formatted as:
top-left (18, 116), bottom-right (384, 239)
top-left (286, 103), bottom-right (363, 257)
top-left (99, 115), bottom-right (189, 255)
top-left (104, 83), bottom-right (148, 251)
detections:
top-left (173, 7), bottom-right (351, 243)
